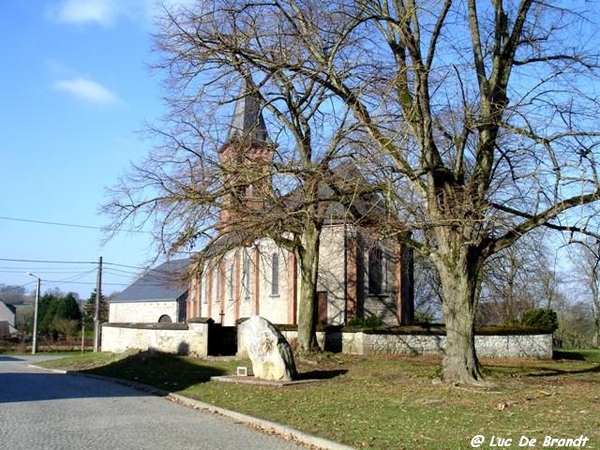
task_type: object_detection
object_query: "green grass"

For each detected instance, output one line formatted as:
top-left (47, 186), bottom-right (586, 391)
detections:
top-left (38, 350), bottom-right (600, 450)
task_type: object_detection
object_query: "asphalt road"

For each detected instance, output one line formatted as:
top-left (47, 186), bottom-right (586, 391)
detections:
top-left (0, 355), bottom-right (306, 450)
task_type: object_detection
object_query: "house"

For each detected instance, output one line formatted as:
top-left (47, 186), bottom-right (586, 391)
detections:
top-left (0, 299), bottom-right (17, 337)
top-left (109, 259), bottom-right (189, 323)
top-left (186, 84), bottom-right (414, 327)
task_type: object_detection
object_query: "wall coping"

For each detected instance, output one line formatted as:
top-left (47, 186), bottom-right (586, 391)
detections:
top-left (103, 322), bottom-right (189, 330)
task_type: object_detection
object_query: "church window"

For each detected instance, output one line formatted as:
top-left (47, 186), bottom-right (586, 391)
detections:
top-left (242, 251), bottom-right (251, 300)
top-left (271, 252), bottom-right (279, 296)
top-left (228, 263), bottom-right (234, 301)
top-left (368, 247), bottom-right (383, 295)
top-left (215, 266), bottom-right (220, 302)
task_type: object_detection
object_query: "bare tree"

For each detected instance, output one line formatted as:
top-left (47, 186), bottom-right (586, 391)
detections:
top-left (104, 2), bottom-right (365, 354)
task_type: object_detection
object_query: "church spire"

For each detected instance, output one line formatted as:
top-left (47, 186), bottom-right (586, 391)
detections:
top-left (218, 80), bottom-right (274, 229)
top-left (226, 82), bottom-right (270, 145)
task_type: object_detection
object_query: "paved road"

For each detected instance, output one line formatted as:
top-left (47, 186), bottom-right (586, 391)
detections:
top-left (0, 356), bottom-right (306, 450)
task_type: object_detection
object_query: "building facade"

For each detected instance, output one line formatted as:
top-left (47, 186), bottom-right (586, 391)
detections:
top-left (187, 227), bottom-right (413, 327)
top-left (186, 83), bottom-right (414, 327)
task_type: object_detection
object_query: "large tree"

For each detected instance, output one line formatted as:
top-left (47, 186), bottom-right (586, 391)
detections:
top-left (180, 0), bottom-right (600, 383)
top-left (340, 0), bottom-right (600, 383)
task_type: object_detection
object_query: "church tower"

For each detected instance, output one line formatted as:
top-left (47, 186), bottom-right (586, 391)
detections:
top-left (218, 83), bottom-right (274, 228)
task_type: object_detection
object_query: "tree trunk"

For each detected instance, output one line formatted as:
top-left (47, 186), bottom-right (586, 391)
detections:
top-left (295, 221), bottom-right (321, 354)
top-left (434, 240), bottom-right (484, 384)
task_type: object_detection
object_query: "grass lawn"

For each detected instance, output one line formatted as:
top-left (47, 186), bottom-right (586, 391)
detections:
top-left (38, 349), bottom-right (600, 450)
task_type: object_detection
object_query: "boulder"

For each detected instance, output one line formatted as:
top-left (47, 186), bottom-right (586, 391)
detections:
top-left (238, 316), bottom-right (298, 381)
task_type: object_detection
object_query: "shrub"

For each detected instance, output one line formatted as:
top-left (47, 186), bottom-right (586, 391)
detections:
top-left (347, 314), bottom-right (382, 328)
top-left (414, 311), bottom-right (434, 324)
top-left (521, 308), bottom-right (559, 332)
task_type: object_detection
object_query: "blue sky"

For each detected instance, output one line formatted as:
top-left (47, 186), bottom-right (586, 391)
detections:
top-left (0, 0), bottom-right (187, 298)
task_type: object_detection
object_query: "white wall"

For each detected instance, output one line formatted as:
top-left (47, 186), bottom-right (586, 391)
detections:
top-left (101, 322), bottom-right (210, 357)
top-left (109, 301), bottom-right (178, 323)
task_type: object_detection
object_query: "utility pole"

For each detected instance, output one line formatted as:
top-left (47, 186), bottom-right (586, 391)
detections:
top-left (93, 256), bottom-right (102, 352)
top-left (27, 272), bottom-right (41, 355)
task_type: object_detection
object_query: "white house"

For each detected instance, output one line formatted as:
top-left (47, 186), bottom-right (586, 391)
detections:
top-left (109, 259), bottom-right (189, 323)
top-left (0, 299), bottom-right (17, 337)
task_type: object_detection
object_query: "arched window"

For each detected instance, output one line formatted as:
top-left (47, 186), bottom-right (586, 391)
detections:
top-left (202, 272), bottom-right (208, 304)
top-left (271, 252), bottom-right (280, 296)
top-left (158, 314), bottom-right (172, 323)
top-left (215, 266), bottom-right (221, 302)
top-left (242, 251), bottom-right (251, 299)
top-left (228, 262), bottom-right (234, 301)
top-left (368, 247), bottom-right (383, 295)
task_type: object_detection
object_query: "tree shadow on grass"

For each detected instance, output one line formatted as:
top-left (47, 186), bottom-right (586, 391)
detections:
top-left (553, 350), bottom-right (586, 361)
top-left (82, 350), bottom-right (227, 393)
top-left (489, 362), bottom-right (600, 380)
top-left (523, 364), bottom-right (600, 378)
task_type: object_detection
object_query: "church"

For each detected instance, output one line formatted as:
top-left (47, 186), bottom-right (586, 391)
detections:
top-left (185, 86), bottom-right (414, 327)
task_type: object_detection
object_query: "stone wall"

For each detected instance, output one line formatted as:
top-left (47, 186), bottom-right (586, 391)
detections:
top-left (101, 322), bottom-right (210, 357)
top-left (103, 323), bottom-right (553, 360)
top-left (274, 330), bottom-right (553, 359)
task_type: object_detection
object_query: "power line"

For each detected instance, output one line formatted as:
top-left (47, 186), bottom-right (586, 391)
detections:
top-left (0, 215), bottom-right (151, 233)
top-left (0, 257), bottom-right (190, 292)
top-left (103, 261), bottom-right (151, 270)
top-left (0, 215), bottom-right (104, 231)
top-left (0, 258), bottom-right (97, 265)
top-left (0, 258), bottom-right (141, 291)
top-left (0, 258), bottom-right (151, 273)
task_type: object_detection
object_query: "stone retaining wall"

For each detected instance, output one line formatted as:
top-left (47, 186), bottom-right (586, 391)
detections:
top-left (101, 322), bottom-right (210, 357)
top-left (275, 330), bottom-right (553, 359)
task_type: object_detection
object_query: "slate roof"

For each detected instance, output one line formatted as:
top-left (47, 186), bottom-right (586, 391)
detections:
top-left (226, 82), bottom-right (270, 145)
top-left (282, 162), bottom-right (387, 224)
top-left (0, 299), bottom-right (17, 316)
top-left (111, 259), bottom-right (189, 303)
top-left (203, 230), bottom-right (251, 259)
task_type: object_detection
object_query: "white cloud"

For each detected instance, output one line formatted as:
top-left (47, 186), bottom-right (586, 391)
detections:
top-left (48, 0), bottom-right (198, 28)
top-left (50, 0), bottom-right (116, 26)
top-left (53, 77), bottom-right (121, 105)
top-left (48, 0), bottom-right (197, 27)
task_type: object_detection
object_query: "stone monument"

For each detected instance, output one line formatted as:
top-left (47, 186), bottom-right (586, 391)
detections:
top-left (238, 315), bottom-right (298, 381)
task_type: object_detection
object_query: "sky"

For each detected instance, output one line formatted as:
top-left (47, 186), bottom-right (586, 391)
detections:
top-left (0, 0), bottom-right (190, 298)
